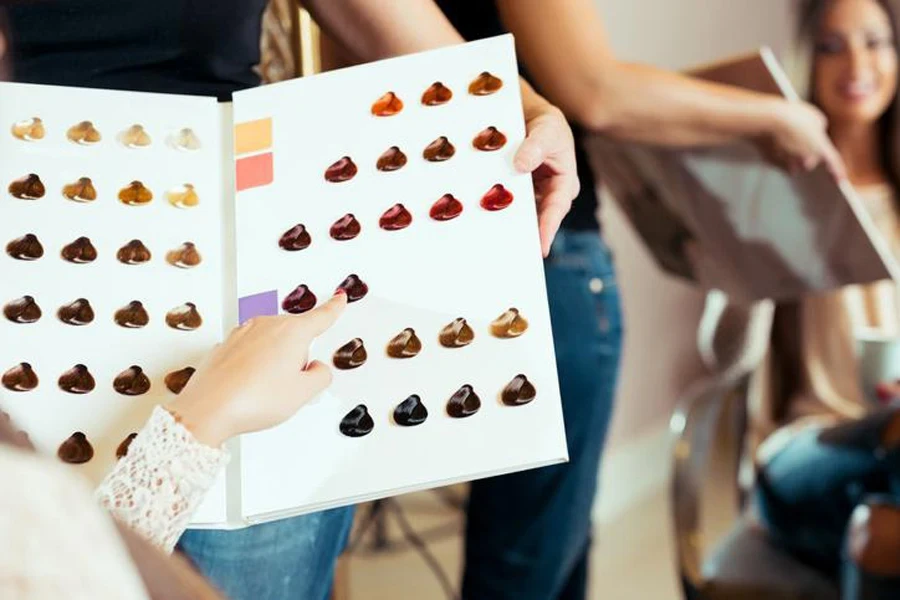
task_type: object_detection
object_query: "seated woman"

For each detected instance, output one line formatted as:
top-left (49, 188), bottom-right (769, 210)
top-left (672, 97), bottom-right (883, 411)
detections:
top-left (704, 0), bottom-right (900, 596)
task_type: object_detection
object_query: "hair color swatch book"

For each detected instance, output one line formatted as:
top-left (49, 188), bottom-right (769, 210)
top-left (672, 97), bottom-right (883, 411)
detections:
top-left (0, 35), bottom-right (567, 527)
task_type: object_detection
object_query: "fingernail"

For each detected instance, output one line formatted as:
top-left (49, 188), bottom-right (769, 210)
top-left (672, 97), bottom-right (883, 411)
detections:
top-left (334, 288), bottom-right (346, 297)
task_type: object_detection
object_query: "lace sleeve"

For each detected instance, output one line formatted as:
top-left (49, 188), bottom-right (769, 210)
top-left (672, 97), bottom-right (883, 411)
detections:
top-left (95, 406), bottom-right (230, 552)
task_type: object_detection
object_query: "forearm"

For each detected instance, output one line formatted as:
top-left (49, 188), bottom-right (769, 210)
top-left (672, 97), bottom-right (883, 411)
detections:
top-left (592, 62), bottom-right (785, 146)
top-left (519, 77), bottom-right (558, 122)
top-left (302, 0), bottom-right (464, 62)
top-left (496, 0), bottom-right (784, 147)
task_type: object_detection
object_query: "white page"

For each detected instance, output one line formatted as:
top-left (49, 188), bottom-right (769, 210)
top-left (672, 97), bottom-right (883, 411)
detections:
top-left (231, 35), bottom-right (567, 520)
top-left (0, 83), bottom-right (228, 523)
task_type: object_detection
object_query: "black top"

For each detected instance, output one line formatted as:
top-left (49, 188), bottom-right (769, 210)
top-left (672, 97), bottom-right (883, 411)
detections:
top-left (7, 0), bottom-right (268, 100)
top-left (7, 0), bottom-right (599, 230)
top-left (437, 0), bottom-right (600, 232)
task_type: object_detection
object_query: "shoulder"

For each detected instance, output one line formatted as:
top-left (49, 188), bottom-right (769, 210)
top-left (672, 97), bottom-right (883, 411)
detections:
top-left (0, 445), bottom-right (148, 598)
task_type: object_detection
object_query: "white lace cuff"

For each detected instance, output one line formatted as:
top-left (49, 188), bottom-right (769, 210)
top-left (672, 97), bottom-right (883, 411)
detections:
top-left (95, 406), bottom-right (229, 552)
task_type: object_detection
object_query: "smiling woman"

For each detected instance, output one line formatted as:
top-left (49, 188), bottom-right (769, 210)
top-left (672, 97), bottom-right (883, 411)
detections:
top-left (795, 0), bottom-right (900, 188)
top-left (705, 0), bottom-right (900, 597)
top-left (813, 1), bottom-right (898, 122)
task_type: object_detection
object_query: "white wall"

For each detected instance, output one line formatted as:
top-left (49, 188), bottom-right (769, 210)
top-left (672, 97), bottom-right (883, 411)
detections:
top-left (598, 0), bottom-right (794, 68)
top-left (594, 0), bottom-right (796, 447)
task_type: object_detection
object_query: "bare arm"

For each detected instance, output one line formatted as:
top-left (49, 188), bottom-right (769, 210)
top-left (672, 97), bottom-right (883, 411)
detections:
top-left (496, 0), bottom-right (844, 176)
top-left (497, 0), bottom-right (780, 144)
top-left (303, 0), bottom-right (462, 62)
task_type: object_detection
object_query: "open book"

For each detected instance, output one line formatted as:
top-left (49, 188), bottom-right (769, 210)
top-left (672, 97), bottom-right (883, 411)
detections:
top-left (0, 35), bottom-right (567, 527)
top-left (593, 48), bottom-right (900, 304)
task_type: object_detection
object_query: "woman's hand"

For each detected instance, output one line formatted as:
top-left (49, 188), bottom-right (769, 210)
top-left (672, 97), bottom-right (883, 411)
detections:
top-left (758, 100), bottom-right (846, 180)
top-left (517, 80), bottom-right (580, 257)
top-left (166, 292), bottom-right (348, 447)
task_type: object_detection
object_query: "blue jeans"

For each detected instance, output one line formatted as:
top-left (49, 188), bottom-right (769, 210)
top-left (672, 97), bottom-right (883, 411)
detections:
top-left (176, 506), bottom-right (354, 600)
top-left (755, 409), bottom-right (900, 598)
top-left (462, 230), bottom-right (623, 600)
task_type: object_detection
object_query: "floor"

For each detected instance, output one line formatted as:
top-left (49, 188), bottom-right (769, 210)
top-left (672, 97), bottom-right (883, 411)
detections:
top-left (344, 484), bottom-right (681, 600)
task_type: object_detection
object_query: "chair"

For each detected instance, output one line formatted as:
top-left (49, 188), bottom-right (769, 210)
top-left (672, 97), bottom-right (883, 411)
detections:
top-left (671, 292), bottom-right (840, 599)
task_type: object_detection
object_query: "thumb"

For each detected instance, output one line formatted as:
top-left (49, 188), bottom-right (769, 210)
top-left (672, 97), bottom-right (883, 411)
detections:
top-left (301, 359), bottom-right (334, 396)
top-left (514, 136), bottom-right (544, 173)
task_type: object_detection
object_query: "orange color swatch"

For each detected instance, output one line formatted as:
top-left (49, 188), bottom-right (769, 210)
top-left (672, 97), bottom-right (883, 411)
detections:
top-left (234, 118), bottom-right (273, 155)
top-left (236, 153), bottom-right (274, 191)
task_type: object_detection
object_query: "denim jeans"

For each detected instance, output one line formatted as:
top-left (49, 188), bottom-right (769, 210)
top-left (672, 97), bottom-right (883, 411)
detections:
top-left (462, 230), bottom-right (623, 600)
top-left (755, 409), bottom-right (900, 598)
top-left (176, 506), bottom-right (354, 600)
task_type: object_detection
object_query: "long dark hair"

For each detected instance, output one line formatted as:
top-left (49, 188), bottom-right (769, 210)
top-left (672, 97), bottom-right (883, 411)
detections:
top-left (797, 0), bottom-right (900, 192)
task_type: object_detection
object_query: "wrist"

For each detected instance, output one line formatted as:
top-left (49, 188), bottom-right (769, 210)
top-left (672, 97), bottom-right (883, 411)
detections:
top-left (165, 396), bottom-right (233, 448)
top-left (519, 78), bottom-right (551, 119)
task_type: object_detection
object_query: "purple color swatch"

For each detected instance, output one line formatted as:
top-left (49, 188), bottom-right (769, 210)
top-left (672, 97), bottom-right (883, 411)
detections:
top-left (239, 290), bottom-right (278, 324)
